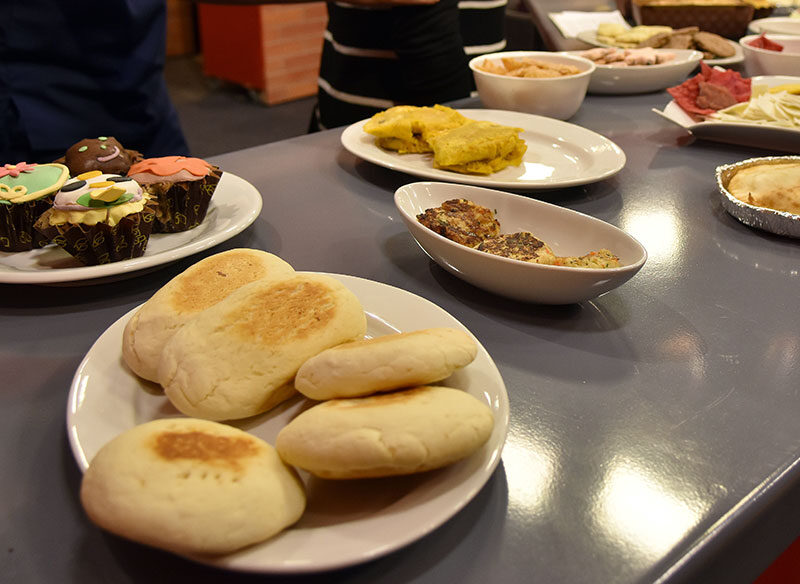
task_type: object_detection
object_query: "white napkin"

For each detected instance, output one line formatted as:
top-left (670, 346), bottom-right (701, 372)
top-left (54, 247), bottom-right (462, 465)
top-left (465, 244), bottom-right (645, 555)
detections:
top-left (548, 10), bottom-right (630, 39)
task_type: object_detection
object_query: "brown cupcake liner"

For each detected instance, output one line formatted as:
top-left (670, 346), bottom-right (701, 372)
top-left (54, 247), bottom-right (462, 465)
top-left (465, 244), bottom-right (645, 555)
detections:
top-left (0, 197), bottom-right (54, 252)
top-left (148, 167), bottom-right (222, 233)
top-left (34, 205), bottom-right (155, 265)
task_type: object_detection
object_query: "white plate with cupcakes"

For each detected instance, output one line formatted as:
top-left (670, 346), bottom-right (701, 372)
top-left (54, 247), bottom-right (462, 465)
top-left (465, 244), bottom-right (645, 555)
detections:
top-left (0, 171), bottom-right (262, 285)
top-left (67, 258), bottom-right (509, 574)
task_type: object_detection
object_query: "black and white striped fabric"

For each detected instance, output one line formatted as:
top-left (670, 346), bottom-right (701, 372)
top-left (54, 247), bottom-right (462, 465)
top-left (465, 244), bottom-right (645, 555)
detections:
top-left (312, 0), bottom-right (507, 130)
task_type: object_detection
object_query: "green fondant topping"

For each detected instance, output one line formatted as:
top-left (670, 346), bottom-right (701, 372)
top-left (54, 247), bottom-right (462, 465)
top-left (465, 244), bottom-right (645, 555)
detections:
top-left (76, 192), bottom-right (134, 208)
top-left (78, 146), bottom-right (88, 152)
top-left (98, 136), bottom-right (108, 140)
top-left (0, 164), bottom-right (67, 203)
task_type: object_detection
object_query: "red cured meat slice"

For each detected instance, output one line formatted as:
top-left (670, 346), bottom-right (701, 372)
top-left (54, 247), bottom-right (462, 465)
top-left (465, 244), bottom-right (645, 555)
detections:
top-left (747, 34), bottom-right (784, 52)
top-left (667, 62), bottom-right (751, 116)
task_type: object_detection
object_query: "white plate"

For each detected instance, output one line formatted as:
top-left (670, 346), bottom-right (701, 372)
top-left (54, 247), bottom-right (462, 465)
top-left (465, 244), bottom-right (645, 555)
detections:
top-left (341, 109), bottom-right (626, 190)
top-left (748, 17), bottom-right (800, 35)
top-left (0, 173), bottom-right (262, 285)
top-left (576, 29), bottom-right (744, 66)
top-left (67, 273), bottom-right (509, 573)
top-left (652, 75), bottom-right (800, 152)
top-left (563, 49), bottom-right (703, 94)
top-left (395, 182), bottom-right (647, 304)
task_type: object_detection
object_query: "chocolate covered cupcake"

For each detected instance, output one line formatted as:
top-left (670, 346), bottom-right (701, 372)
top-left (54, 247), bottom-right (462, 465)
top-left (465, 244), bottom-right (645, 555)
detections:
top-left (0, 162), bottom-right (69, 252)
top-left (62, 136), bottom-right (142, 176)
top-left (34, 170), bottom-right (155, 265)
top-left (127, 156), bottom-right (222, 233)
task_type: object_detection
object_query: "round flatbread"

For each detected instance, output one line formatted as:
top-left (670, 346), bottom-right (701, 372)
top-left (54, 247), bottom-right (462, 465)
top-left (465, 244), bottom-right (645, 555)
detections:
top-left (80, 418), bottom-right (306, 556)
top-left (294, 327), bottom-right (477, 400)
top-left (159, 272), bottom-right (367, 421)
top-left (122, 249), bottom-right (295, 382)
top-left (275, 385), bottom-right (494, 479)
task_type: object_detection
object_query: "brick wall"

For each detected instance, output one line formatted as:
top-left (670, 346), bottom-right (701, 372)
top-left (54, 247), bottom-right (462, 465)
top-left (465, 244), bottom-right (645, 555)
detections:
top-left (197, 3), bottom-right (328, 105)
top-left (260, 4), bottom-right (327, 104)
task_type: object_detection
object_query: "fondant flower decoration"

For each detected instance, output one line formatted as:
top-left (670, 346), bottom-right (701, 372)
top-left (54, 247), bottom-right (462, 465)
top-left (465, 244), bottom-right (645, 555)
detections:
top-left (0, 162), bottom-right (37, 178)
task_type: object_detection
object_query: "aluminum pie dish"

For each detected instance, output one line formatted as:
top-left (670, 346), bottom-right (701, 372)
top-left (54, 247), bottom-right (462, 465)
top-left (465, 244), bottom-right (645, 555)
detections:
top-left (716, 156), bottom-right (800, 238)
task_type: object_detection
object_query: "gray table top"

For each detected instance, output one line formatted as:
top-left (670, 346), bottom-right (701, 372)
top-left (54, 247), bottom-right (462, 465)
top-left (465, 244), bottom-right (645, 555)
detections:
top-left (2, 86), bottom-right (799, 583)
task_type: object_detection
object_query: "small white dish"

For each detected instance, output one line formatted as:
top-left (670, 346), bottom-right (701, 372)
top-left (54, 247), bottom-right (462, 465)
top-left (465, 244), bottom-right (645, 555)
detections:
top-left (563, 48), bottom-right (703, 94)
top-left (394, 182), bottom-right (647, 304)
top-left (739, 34), bottom-right (800, 76)
top-left (341, 109), bottom-right (626, 191)
top-left (67, 273), bottom-right (509, 573)
top-left (468, 51), bottom-right (595, 120)
top-left (748, 17), bottom-right (800, 36)
top-left (0, 172), bottom-right (262, 285)
top-left (576, 29), bottom-right (744, 66)
top-left (652, 75), bottom-right (800, 153)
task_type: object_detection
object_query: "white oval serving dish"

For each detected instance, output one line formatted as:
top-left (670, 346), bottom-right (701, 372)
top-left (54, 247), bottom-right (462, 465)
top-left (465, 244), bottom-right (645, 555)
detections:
top-left (394, 182), bottom-right (647, 304)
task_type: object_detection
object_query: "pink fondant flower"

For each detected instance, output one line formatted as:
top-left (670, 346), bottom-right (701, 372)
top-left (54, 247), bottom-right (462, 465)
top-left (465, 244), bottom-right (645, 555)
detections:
top-left (0, 162), bottom-right (37, 178)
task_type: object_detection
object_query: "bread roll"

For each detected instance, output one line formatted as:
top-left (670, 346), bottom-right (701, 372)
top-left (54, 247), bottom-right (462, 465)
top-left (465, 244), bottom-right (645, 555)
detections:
top-left (275, 385), bottom-right (494, 479)
top-left (122, 249), bottom-right (295, 382)
top-left (294, 327), bottom-right (477, 400)
top-left (80, 418), bottom-right (306, 556)
top-left (159, 273), bottom-right (367, 421)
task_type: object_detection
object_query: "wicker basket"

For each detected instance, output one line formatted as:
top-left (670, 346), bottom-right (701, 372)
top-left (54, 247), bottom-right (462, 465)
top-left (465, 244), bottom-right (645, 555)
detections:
top-left (632, 0), bottom-right (755, 39)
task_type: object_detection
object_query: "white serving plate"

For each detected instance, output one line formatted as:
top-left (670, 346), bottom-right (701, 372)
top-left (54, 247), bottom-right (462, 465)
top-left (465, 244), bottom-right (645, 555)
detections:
top-left (341, 109), bottom-right (626, 191)
top-left (748, 17), bottom-right (800, 35)
top-left (394, 182), bottom-right (647, 304)
top-left (563, 48), bottom-right (703, 94)
top-left (652, 75), bottom-right (800, 152)
top-left (576, 29), bottom-right (744, 66)
top-left (0, 172), bottom-right (262, 284)
top-left (67, 273), bottom-right (509, 573)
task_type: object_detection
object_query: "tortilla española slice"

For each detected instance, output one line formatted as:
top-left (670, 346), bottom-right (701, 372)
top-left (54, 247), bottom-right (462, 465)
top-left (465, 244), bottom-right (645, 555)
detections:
top-left (363, 105), bottom-right (469, 154)
top-left (430, 121), bottom-right (527, 175)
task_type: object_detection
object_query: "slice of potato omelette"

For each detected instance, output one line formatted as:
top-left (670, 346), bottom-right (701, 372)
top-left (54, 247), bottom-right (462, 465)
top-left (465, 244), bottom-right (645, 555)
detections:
top-left (430, 121), bottom-right (527, 175)
top-left (363, 105), bottom-right (469, 154)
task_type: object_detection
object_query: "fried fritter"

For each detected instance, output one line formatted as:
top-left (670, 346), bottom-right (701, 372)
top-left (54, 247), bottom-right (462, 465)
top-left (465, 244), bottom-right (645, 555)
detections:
top-left (416, 199), bottom-right (500, 248)
top-left (554, 249), bottom-right (620, 269)
top-left (476, 232), bottom-right (556, 263)
top-left (363, 105), bottom-right (469, 154)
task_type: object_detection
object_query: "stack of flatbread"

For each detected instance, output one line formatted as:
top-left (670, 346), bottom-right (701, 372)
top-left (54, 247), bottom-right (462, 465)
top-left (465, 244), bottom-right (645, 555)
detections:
top-left (79, 248), bottom-right (495, 557)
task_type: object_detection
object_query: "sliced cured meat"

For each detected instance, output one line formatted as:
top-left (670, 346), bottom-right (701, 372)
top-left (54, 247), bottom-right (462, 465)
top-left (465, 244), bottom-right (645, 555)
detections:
top-left (747, 34), bottom-right (784, 52)
top-left (695, 82), bottom-right (737, 111)
top-left (667, 62), bottom-right (751, 117)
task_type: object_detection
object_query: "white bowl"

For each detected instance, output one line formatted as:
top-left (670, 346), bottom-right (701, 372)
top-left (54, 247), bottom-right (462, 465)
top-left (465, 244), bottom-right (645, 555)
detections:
top-left (468, 51), bottom-right (595, 120)
top-left (748, 17), bottom-right (800, 36)
top-left (740, 34), bottom-right (800, 76)
top-left (394, 182), bottom-right (647, 304)
top-left (564, 49), bottom-right (703, 95)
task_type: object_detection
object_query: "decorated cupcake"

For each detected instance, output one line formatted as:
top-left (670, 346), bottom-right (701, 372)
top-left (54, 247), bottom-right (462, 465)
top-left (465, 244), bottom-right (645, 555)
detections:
top-left (34, 171), bottom-right (155, 265)
top-left (61, 136), bottom-right (142, 176)
top-left (127, 156), bottom-right (222, 233)
top-left (0, 162), bottom-right (69, 252)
